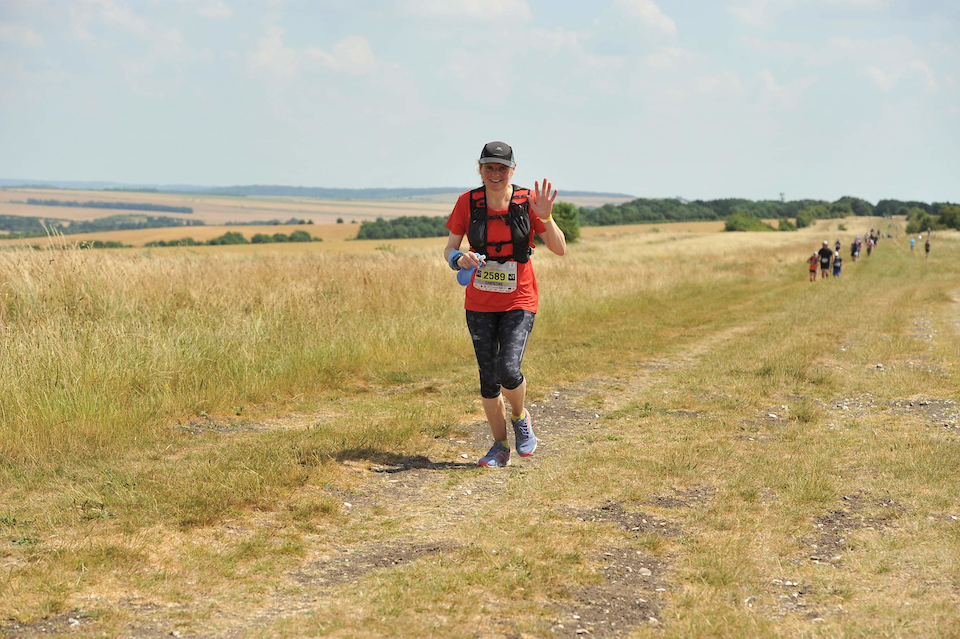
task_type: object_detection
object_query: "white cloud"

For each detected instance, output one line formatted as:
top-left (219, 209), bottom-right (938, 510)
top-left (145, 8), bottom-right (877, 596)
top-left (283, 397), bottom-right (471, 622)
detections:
top-left (527, 27), bottom-right (582, 56)
top-left (831, 36), bottom-right (940, 93)
top-left (178, 0), bottom-right (233, 18)
top-left (864, 59), bottom-right (937, 93)
top-left (0, 22), bottom-right (44, 47)
top-left (644, 46), bottom-right (693, 69)
top-left (728, 0), bottom-right (884, 28)
top-left (305, 35), bottom-right (377, 76)
top-left (248, 25), bottom-right (299, 79)
top-left (406, 0), bottom-right (533, 22)
top-left (727, 0), bottom-right (795, 28)
top-left (758, 69), bottom-right (817, 109)
top-left (248, 29), bottom-right (382, 80)
top-left (822, 0), bottom-right (887, 8)
top-left (697, 69), bottom-right (743, 94)
top-left (92, 0), bottom-right (149, 37)
top-left (612, 0), bottom-right (677, 37)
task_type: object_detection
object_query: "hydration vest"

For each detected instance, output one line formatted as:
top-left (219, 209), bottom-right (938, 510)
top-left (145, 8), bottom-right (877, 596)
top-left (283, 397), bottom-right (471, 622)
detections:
top-left (467, 185), bottom-right (532, 263)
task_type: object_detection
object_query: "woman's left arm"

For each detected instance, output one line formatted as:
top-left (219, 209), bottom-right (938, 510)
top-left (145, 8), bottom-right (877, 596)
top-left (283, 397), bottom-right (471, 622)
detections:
top-left (530, 178), bottom-right (567, 257)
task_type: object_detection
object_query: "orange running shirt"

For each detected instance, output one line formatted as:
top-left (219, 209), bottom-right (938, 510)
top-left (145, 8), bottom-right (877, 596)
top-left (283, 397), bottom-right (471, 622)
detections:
top-left (446, 188), bottom-right (548, 313)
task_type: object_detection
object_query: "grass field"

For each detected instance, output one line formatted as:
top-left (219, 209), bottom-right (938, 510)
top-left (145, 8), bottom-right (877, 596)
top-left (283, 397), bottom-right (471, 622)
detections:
top-left (2, 216), bottom-right (958, 638)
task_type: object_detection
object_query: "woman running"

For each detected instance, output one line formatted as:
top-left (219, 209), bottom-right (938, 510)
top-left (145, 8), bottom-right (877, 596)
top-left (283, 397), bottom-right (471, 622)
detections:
top-left (443, 141), bottom-right (568, 467)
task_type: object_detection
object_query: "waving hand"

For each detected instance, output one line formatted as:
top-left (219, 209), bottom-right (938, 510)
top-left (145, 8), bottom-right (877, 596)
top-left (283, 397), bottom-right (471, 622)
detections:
top-left (531, 178), bottom-right (558, 221)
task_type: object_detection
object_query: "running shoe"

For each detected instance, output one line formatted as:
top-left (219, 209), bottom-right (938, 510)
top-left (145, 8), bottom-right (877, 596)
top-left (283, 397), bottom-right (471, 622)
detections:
top-left (478, 441), bottom-right (510, 468)
top-left (512, 411), bottom-right (537, 457)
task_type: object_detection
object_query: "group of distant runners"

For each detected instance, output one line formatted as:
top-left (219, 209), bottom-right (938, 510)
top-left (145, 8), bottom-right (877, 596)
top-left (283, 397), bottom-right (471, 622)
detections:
top-left (806, 227), bottom-right (931, 282)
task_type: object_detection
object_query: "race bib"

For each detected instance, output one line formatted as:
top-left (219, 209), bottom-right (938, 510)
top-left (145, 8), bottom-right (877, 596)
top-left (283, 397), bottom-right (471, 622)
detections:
top-left (473, 260), bottom-right (518, 293)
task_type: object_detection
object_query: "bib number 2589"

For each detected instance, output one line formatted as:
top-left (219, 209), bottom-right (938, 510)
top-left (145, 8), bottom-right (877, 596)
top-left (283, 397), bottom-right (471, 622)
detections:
top-left (473, 261), bottom-right (518, 293)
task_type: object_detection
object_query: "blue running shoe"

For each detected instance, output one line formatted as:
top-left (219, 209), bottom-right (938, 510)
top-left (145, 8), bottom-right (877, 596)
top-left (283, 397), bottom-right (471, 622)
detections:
top-left (478, 441), bottom-right (510, 468)
top-left (512, 411), bottom-right (537, 457)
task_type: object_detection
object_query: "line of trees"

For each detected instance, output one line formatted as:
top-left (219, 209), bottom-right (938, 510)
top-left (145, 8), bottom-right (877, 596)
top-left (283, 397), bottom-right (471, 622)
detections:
top-left (26, 199), bottom-right (193, 214)
top-left (144, 230), bottom-right (322, 247)
top-left (225, 218), bottom-right (314, 226)
top-left (0, 214), bottom-right (204, 239)
top-left (356, 216), bottom-right (449, 240)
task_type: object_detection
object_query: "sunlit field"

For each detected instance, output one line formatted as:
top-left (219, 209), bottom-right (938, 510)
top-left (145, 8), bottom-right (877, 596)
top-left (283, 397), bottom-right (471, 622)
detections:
top-left (0, 188), bottom-right (633, 229)
top-left (2, 217), bottom-right (958, 637)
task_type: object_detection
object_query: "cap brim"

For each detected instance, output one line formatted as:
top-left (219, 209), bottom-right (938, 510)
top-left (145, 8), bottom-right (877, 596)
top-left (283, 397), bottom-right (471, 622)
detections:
top-left (479, 157), bottom-right (515, 168)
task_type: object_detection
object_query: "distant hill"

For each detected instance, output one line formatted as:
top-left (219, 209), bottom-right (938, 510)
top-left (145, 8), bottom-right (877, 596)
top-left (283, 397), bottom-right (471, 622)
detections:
top-left (1, 180), bottom-right (634, 201)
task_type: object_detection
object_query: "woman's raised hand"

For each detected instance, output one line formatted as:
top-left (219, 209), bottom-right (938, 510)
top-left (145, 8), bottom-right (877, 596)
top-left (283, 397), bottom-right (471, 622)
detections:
top-left (532, 178), bottom-right (557, 220)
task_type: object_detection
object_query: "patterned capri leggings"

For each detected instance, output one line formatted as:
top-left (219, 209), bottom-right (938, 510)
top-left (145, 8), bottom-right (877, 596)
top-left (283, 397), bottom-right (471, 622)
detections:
top-left (465, 309), bottom-right (536, 399)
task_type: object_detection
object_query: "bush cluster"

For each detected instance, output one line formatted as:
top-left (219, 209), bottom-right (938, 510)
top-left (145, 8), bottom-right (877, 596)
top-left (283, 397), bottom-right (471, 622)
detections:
top-left (724, 214), bottom-right (776, 232)
top-left (356, 216), bottom-right (448, 240)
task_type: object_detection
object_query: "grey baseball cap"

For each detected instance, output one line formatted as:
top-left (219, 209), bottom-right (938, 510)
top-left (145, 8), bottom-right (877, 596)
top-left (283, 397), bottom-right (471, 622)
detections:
top-left (479, 141), bottom-right (515, 167)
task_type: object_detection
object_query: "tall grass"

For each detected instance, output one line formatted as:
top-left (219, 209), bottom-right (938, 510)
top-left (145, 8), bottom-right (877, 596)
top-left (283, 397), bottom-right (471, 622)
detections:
top-left (0, 227), bottom-right (808, 470)
top-left (0, 248), bottom-right (462, 467)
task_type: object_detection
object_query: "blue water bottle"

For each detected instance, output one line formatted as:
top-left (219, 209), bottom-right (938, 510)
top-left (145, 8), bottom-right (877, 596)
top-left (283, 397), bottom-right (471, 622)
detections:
top-left (457, 253), bottom-right (486, 286)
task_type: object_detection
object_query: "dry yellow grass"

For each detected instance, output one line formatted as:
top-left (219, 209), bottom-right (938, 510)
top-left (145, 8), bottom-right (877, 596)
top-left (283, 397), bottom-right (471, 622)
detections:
top-left (2, 216), bottom-right (956, 637)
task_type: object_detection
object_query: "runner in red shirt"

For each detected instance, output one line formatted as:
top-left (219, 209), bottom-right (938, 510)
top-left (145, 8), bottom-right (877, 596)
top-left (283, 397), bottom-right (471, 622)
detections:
top-left (443, 141), bottom-right (568, 467)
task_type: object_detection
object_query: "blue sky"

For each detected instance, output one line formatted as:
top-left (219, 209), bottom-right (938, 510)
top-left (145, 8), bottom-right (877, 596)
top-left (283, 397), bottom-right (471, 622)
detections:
top-left (1, 0), bottom-right (957, 201)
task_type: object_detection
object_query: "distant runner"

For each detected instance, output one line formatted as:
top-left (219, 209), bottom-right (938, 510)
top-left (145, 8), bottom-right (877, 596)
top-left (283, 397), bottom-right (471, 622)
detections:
top-left (851, 236), bottom-right (861, 262)
top-left (808, 251), bottom-right (818, 282)
top-left (910, 236), bottom-right (915, 252)
top-left (925, 236), bottom-right (931, 258)
top-left (443, 141), bottom-right (567, 468)
top-left (832, 251), bottom-right (842, 277)
top-left (818, 241), bottom-right (833, 279)
top-left (835, 238), bottom-right (841, 253)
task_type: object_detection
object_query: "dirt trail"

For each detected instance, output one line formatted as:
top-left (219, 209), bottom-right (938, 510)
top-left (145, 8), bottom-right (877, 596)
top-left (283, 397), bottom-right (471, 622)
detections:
top-left (230, 323), bottom-right (754, 638)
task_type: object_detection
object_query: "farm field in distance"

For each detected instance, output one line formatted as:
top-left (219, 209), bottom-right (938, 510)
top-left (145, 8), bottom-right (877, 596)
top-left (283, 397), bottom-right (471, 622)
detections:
top-left (0, 187), bottom-right (634, 230)
top-left (2, 215), bottom-right (959, 638)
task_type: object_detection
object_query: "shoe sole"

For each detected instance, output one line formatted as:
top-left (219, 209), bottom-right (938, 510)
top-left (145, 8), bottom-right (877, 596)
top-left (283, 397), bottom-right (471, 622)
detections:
top-left (478, 456), bottom-right (511, 467)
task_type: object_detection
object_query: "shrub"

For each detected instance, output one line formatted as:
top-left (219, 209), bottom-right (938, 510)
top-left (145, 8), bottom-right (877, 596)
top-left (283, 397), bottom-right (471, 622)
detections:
top-left (778, 218), bottom-right (797, 232)
top-left (551, 201), bottom-right (580, 243)
top-left (207, 232), bottom-right (248, 245)
top-left (336, 218), bottom-right (344, 224)
top-left (724, 214), bottom-right (775, 232)
top-left (795, 210), bottom-right (816, 228)
top-left (905, 208), bottom-right (941, 234)
top-left (251, 234), bottom-right (275, 244)
top-left (937, 205), bottom-right (960, 230)
top-left (272, 233), bottom-right (289, 242)
top-left (144, 237), bottom-right (200, 247)
top-left (289, 230), bottom-right (313, 243)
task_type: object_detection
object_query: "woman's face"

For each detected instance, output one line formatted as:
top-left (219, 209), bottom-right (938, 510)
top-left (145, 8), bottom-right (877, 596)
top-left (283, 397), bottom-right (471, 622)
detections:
top-left (480, 162), bottom-right (514, 192)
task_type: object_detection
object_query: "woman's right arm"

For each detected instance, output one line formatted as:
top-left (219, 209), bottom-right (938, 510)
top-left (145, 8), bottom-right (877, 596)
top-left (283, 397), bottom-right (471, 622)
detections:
top-left (445, 232), bottom-right (484, 269)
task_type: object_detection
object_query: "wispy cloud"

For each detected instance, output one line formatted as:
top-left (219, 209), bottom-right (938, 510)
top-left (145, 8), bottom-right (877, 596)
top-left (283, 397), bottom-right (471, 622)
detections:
top-left (832, 35), bottom-right (940, 93)
top-left (697, 69), bottom-right (743, 94)
top-left (185, 0), bottom-right (234, 19)
top-left (405, 0), bottom-right (533, 22)
top-left (644, 46), bottom-right (693, 68)
top-left (758, 69), bottom-right (818, 109)
top-left (728, 0), bottom-right (795, 28)
top-left (305, 35), bottom-right (377, 76)
top-left (248, 28), bottom-right (382, 80)
top-left (247, 25), bottom-right (299, 79)
top-left (612, 0), bottom-right (677, 37)
top-left (0, 22), bottom-right (44, 47)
